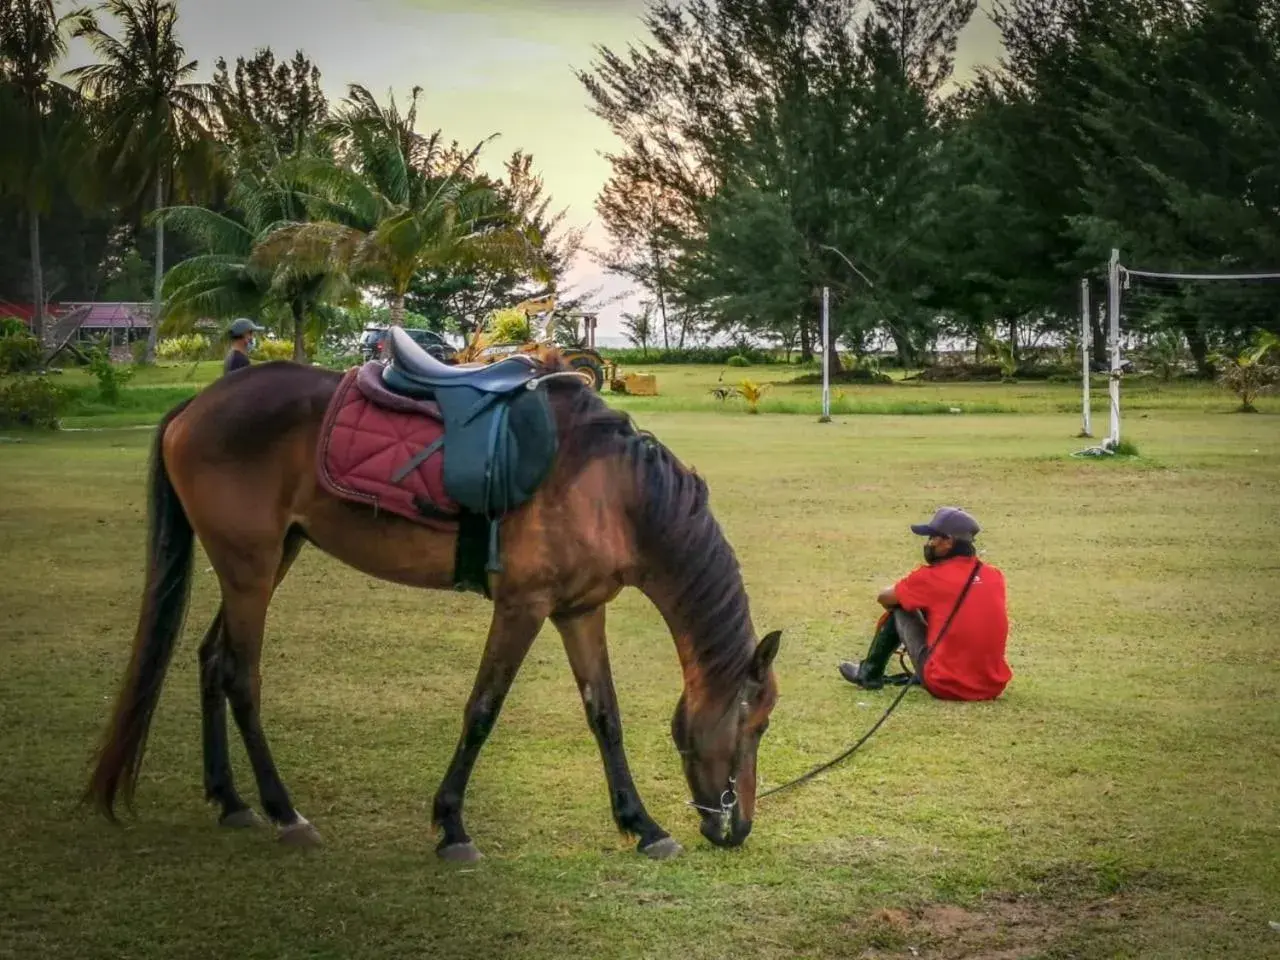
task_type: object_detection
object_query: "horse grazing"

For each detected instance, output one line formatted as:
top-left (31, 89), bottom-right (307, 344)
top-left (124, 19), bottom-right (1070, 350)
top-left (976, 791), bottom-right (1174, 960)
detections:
top-left (84, 349), bottom-right (780, 861)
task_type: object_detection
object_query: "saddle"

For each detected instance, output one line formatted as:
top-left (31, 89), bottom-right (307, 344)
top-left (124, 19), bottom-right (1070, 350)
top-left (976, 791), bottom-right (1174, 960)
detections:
top-left (317, 327), bottom-right (561, 593)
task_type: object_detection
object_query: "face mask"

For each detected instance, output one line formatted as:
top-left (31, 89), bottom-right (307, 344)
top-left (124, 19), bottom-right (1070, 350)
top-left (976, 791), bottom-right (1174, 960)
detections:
top-left (245, 337), bottom-right (255, 351)
top-left (923, 543), bottom-right (939, 565)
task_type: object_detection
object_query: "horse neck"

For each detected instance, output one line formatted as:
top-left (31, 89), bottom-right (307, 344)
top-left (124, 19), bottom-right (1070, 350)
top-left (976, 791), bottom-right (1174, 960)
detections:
top-left (633, 525), bottom-right (756, 715)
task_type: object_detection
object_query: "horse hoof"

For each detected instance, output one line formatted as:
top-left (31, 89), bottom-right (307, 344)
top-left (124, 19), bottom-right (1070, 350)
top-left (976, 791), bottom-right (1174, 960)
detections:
top-left (220, 808), bottom-right (265, 829)
top-left (278, 817), bottom-right (323, 848)
top-left (437, 841), bottom-right (483, 863)
top-left (640, 836), bottom-right (684, 860)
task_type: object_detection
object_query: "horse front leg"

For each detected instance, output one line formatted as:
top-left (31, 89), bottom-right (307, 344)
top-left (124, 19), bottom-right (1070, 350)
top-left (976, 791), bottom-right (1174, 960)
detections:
top-left (432, 603), bottom-right (543, 862)
top-left (552, 606), bottom-right (681, 859)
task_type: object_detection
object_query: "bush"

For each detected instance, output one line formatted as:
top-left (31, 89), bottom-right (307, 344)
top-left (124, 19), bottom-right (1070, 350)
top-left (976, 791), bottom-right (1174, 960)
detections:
top-left (156, 333), bottom-right (212, 362)
top-left (253, 338), bottom-right (296, 362)
top-left (87, 348), bottom-right (135, 404)
top-left (0, 376), bottom-right (67, 428)
top-left (726, 354), bottom-right (750, 367)
top-left (0, 331), bottom-right (42, 375)
top-left (0, 316), bottom-right (29, 338)
top-left (600, 346), bottom-right (776, 365)
top-left (791, 368), bottom-right (893, 385)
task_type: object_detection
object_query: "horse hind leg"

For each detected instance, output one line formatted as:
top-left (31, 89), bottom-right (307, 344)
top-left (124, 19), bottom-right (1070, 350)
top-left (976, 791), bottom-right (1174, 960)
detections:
top-left (199, 529), bottom-right (306, 830)
top-left (211, 528), bottom-right (319, 846)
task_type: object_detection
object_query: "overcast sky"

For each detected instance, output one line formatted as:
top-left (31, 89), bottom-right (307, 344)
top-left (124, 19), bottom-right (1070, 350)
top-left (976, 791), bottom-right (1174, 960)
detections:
top-left (127, 0), bottom-right (1004, 336)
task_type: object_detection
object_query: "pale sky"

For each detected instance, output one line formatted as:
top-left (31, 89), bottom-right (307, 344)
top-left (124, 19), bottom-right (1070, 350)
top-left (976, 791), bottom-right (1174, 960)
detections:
top-left (145, 0), bottom-right (1003, 338)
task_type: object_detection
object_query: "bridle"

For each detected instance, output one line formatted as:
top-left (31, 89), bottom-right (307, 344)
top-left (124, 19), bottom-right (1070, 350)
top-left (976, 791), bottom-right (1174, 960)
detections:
top-left (682, 690), bottom-right (753, 831)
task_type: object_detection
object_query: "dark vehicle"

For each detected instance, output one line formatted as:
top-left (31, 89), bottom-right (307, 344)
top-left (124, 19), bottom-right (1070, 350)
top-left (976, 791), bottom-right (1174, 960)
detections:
top-left (360, 326), bottom-right (455, 363)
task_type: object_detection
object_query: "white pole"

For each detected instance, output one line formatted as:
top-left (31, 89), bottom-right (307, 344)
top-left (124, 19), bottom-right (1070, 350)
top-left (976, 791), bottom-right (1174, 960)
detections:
top-left (1107, 248), bottom-right (1122, 446)
top-left (1080, 278), bottom-right (1092, 438)
top-left (819, 286), bottom-right (831, 423)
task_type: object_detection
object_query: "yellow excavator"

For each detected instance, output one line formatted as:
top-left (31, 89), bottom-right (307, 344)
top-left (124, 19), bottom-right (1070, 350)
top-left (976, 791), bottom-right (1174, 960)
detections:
top-left (458, 293), bottom-right (610, 391)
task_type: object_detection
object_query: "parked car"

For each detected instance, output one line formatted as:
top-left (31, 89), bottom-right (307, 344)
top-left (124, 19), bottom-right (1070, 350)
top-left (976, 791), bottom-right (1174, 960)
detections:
top-left (360, 325), bottom-right (456, 363)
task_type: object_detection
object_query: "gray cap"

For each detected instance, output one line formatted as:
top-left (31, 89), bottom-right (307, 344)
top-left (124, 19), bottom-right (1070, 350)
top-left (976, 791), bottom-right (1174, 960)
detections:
top-left (227, 318), bottom-right (265, 338)
top-left (910, 507), bottom-right (980, 541)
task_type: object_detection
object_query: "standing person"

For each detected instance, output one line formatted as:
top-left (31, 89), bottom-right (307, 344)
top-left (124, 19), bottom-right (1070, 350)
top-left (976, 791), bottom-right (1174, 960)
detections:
top-left (838, 507), bottom-right (1012, 701)
top-left (223, 318), bottom-right (264, 375)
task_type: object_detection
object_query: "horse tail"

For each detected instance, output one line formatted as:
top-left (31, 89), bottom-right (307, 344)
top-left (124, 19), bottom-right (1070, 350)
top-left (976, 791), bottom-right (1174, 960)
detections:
top-left (85, 398), bottom-right (196, 819)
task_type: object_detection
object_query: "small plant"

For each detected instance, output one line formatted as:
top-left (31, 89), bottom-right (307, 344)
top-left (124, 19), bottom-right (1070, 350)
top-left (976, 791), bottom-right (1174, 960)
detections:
top-left (733, 379), bottom-right (770, 414)
top-left (983, 337), bottom-right (1019, 380)
top-left (487, 307), bottom-right (534, 344)
top-left (1141, 330), bottom-right (1186, 381)
top-left (726, 354), bottom-right (750, 367)
top-left (0, 330), bottom-right (42, 375)
top-left (87, 346), bottom-right (135, 404)
top-left (0, 376), bottom-right (66, 429)
top-left (1213, 332), bottom-right (1279, 413)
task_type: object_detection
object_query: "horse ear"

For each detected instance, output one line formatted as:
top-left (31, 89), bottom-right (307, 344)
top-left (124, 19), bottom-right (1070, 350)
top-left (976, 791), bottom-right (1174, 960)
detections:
top-left (751, 630), bottom-right (782, 682)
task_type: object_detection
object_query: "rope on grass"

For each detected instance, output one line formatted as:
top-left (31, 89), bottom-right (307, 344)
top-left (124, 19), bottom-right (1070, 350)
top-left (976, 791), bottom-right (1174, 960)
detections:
top-left (1071, 437), bottom-right (1120, 458)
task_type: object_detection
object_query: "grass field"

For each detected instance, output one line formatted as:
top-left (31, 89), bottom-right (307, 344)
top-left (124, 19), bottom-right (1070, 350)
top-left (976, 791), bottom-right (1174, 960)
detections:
top-left (2, 377), bottom-right (1278, 959)
top-left (45, 357), bottom-right (1278, 427)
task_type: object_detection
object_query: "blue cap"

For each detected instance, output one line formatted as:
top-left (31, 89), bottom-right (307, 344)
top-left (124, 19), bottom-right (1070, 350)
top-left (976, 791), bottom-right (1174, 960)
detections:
top-left (227, 318), bottom-right (265, 338)
top-left (910, 507), bottom-right (980, 541)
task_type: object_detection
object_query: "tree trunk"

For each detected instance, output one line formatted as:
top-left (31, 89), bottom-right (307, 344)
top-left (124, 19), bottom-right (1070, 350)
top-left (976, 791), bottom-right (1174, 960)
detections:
top-left (799, 317), bottom-right (813, 362)
top-left (890, 329), bottom-right (916, 368)
top-left (292, 299), bottom-right (307, 362)
top-left (1090, 309), bottom-right (1106, 369)
top-left (146, 174), bottom-right (164, 364)
top-left (1007, 317), bottom-right (1020, 365)
top-left (653, 247), bottom-right (670, 350)
top-left (27, 198), bottom-right (45, 348)
top-left (389, 293), bottom-right (406, 327)
top-left (1178, 315), bottom-right (1213, 377)
top-left (825, 338), bottom-right (844, 378)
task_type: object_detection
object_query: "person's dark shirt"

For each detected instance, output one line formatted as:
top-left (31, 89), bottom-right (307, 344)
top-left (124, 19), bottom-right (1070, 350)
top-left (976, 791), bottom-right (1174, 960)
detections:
top-left (223, 348), bottom-right (251, 374)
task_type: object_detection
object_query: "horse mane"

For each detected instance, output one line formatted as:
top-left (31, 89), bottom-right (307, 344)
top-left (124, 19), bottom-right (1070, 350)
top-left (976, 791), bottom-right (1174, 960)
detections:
top-left (544, 372), bottom-right (756, 702)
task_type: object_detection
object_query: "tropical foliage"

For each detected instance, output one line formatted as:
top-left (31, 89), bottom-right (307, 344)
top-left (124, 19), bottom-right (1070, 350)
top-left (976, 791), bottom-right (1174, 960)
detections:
top-left (1, 0), bottom-right (574, 364)
top-left (5, 0), bottom-right (1280, 374)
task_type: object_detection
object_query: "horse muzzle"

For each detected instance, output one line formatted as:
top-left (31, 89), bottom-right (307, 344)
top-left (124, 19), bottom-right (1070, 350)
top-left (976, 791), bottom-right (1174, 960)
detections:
top-left (698, 808), bottom-right (752, 848)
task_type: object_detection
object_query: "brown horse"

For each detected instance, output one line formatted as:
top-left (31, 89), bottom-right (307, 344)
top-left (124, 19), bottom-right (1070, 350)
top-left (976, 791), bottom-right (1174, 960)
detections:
top-left (85, 356), bottom-right (781, 861)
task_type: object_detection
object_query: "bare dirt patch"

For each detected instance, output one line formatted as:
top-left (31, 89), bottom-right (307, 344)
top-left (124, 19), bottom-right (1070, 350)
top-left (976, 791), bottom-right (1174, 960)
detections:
top-left (852, 891), bottom-right (1134, 959)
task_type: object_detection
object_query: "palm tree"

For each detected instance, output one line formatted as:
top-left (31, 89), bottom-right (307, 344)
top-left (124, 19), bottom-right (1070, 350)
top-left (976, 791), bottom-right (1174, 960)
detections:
top-left (257, 84), bottom-right (548, 326)
top-left (67, 0), bottom-right (215, 362)
top-left (159, 159), bottom-right (355, 361)
top-left (0, 0), bottom-right (92, 345)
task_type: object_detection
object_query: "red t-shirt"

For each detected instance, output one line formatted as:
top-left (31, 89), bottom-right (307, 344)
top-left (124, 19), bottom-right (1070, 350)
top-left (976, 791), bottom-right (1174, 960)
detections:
top-left (895, 556), bottom-right (1011, 701)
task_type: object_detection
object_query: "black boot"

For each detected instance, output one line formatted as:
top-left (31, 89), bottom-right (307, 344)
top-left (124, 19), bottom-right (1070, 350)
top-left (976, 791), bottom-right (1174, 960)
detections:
top-left (838, 617), bottom-right (900, 690)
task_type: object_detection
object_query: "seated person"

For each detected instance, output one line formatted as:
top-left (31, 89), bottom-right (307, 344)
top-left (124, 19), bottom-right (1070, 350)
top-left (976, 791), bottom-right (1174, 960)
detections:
top-left (838, 507), bottom-right (1011, 701)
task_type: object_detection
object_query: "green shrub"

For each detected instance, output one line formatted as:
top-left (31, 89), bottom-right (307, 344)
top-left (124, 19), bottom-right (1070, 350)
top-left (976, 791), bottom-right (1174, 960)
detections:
top-left (0, 331), bottom-right (42, 375)
top-left (0, 376), bottom-right (67, 428)
top-left (254, 338), bottom-right (296, 362)
top-left (0, 316), bottom-right (29, 338)
top-left (726, 354), bottom-right (750, 367)
top-left (600, 346), bottom-right (775, 365)
top-left (156, 333), bottom-right (212, 362)
top-left (88, 348), bottom-right (135, 404)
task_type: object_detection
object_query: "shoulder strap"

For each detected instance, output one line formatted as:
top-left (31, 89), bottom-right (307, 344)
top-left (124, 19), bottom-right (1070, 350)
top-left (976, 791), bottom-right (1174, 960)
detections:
top-left (930, 559), bottom-right (983, 654)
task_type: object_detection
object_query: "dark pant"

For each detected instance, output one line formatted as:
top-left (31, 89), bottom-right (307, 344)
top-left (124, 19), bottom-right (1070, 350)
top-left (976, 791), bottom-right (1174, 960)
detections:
top-left (861, 609), bottom-right (930, 681)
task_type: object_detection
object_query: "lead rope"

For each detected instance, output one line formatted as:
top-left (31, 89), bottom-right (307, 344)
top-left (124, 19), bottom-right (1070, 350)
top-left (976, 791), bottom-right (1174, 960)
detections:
top-left (758, 560), bottom-right (984, 802)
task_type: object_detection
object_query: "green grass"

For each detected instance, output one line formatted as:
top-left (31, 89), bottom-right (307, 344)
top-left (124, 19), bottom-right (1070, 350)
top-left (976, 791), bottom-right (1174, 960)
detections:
top-left (27, 359), bottom-right (1278, 428)
top-left (1, 388), bottom-right (1278, 959)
